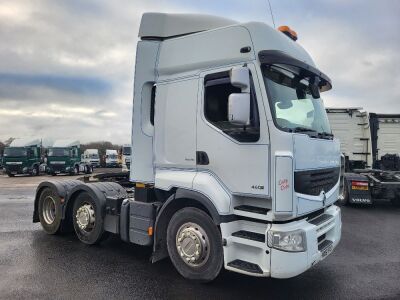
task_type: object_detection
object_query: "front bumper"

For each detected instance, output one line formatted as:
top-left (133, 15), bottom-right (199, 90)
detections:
top-left (221, 205), bottom-right (342, 278)
top-left (269, 205), bottom-right (341, 278)
top-left (5, 165), bottom-right (26, 174)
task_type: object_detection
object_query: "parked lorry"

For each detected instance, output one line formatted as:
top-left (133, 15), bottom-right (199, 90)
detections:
top-left (121, 144), bottom-right (131, 171)
top-left (33, 13), bottom-right (342, 281)
top-left (46, 140), bottom-right (93, 176)
top-left (81, 149), bottom-right (100, 168)
top-left (105, 149), bottom-right (119, 168)
top-left (3, 138), bottom-right (42, 177)
top-left (326, 108), bottom-right (400, 206)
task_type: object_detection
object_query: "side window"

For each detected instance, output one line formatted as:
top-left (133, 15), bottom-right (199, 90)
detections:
top-left (204, 71), bottom-right (260, 142)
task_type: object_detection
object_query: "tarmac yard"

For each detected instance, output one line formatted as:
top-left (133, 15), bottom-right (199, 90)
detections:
top-left (0, 173), bottom-right (399, 299)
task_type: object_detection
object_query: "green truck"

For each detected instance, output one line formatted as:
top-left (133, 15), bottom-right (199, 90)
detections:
top-left (3, 138), bottom-right (42, 177)
top-left (46, 140), bottom-right (93, 176)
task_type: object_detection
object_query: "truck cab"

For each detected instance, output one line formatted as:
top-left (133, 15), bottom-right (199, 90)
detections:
top-left (81, 149), bottom-right (100, 168)
top-left (47, 140), bottom-right (92, 175)
top-left (121, 144), bottom-right (131, 171)
top-left (3, 138), bottom-right (42, 177)
top-left (34, 13), bottom-right (341, 281)
top-left (105, 149), bottom-right (119, 168)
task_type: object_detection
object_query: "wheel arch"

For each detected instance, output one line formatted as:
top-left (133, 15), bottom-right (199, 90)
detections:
top-left (33, 180), bottom-right (82, 223)
top-left (63, 182), bottom-right (128, 220)
top-left (151, 188), bottom-right (223, 263)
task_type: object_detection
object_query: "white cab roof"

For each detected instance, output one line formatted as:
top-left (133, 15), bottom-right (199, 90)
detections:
top-left (52, 139), bottom-right (80, 147)
top-left (85, 149), bottom-right (98, 154)
top-left (139, 13), bottom-right (237, 39)
top-left (10, 138), bottom-right (41, 147)
top-left (106, 149), bottom-right (118, 154)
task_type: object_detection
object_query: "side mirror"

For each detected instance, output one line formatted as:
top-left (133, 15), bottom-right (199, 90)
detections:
top-left (230, 66), bottom-right (250, 92)
top-left (228, 93), bottom-right (250, 125)
top-left (228, 66), bottom-right (251, 125)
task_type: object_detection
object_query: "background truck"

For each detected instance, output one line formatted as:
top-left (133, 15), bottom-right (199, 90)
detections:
top-left (81, 149), bottom-right (100, 168)
top-left (46, 140), bottom-right (93, 176)
top-left (326, 108), bottom-right (400, 206)
top-left (3, 138), bottom-right (42, 177)
top-left (33, 13), bottom-right (342, 282)
top-left (120, 144), bottom-right (131, 171)
top-left (105, 149), bottom-right (119, 168)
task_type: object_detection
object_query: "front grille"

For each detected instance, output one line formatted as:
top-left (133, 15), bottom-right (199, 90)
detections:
top-left (6, 165), bottom-right (22, 173)
top-left (295, 167), bottom-right (340, 196)
top-left (51, 165), bottom-right (65, 172)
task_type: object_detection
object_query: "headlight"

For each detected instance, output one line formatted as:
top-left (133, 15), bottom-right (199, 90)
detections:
top-left (267, 229), bottom-right (307, 252)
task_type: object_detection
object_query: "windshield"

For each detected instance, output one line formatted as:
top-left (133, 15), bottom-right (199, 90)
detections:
top-left (89, 154), bottom-right (98, 159)
top-left (4, 147), bottom-right (27, 157)
top-left (48, 148), bottom-right (70, 157)
top-left (123, 147), bottom-right (131, 156)
top-left (262, 64), bottom-right (332, 137)
top-left (107, 154), bottom-right (117, 159)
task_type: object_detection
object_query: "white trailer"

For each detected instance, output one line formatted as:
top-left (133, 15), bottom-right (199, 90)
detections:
top-left (326, 108), bottom-right (400, 206)
top-left (33, 13), bottom-right (342, 281)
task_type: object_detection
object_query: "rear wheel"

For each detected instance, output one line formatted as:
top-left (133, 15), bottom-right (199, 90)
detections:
top-left (7, 172), bottom-right (15, 177)
top-left (72, 192), bottom-right (108, 245)
top-left (38, 188), bottom-right (62, 234)
top-left (167, 207), bottom-right (223, 282)
top-left (31, 165), bottom-right (39, 176)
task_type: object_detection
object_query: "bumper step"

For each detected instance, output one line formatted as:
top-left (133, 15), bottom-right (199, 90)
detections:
top-left (227, 259), bottom-right (263, 274)
top-left (234, 205), bottom-right (269, 215)
top-left (318, 239), bottom-right (333, 251)
top-left (309, 214), bottom-right (333, 226)
top-left (232, 230), bottom-right (265, 243)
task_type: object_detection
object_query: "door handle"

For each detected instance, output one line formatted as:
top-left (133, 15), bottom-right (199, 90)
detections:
top-left (196, 151), bottom-right (209, 165)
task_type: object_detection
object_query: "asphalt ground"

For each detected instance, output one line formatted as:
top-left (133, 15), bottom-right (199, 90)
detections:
top-left (0, 172), bottom-right (399, 300)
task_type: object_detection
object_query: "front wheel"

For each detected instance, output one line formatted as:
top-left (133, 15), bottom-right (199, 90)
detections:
top-left (72, 192), bottom-right (108, 245)
top-left (167, 207), bottom-right (223, 282)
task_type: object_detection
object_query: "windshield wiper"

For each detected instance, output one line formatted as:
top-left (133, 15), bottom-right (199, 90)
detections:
top-left (292, 126), bottom-right (317, 133)
top-left (318, 131), bottom-right (334, 139)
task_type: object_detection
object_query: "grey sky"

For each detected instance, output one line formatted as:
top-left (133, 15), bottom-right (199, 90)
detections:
top-left (0, 0), bottom-right (399, 143)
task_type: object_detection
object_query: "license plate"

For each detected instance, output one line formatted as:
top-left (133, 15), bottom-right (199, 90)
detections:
top-left (352, 186), bottom-right (368, 190)
top-left (11, 172), bottom-right (17, 175)
top-left (322, 244), bottom-right (333, 258)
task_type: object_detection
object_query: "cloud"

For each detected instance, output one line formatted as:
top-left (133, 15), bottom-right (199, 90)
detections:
top-left (0, 0), bottom-right (399, 143)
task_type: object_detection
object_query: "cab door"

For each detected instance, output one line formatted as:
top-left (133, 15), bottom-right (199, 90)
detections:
top-left (196, 64), bottom-right (270, 196)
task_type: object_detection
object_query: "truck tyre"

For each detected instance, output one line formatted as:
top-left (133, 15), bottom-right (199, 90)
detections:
top-left (7, 172), bottom-right (15, 177)
top-left (391, 198), bottom-right (400, 207)
top-left (85, 165), bottom-right (92, 174)
top-left (166, 207), bottom-right (223, 282)
top-left (31, 165), bottom-right (39, 176)
top-left (75, 165), bottom-right (79, 175)
top-left (38, 187), bottom-right (63, 234)
top-left (72, 192), bottom-right (109, 245)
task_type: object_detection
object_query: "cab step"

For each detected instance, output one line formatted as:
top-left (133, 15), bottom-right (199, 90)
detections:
top-left (232, 230), bottom-right (265, 243)
top-left (234, 205), bottom-right (269, 215)
top-left (227, 259), bottom-right (263, 274)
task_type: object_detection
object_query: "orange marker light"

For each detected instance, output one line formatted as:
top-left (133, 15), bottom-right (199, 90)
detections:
top-left (148, 226), bottom-right (154, 236)
top-left (278, 25), bottom-right (298, 41)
